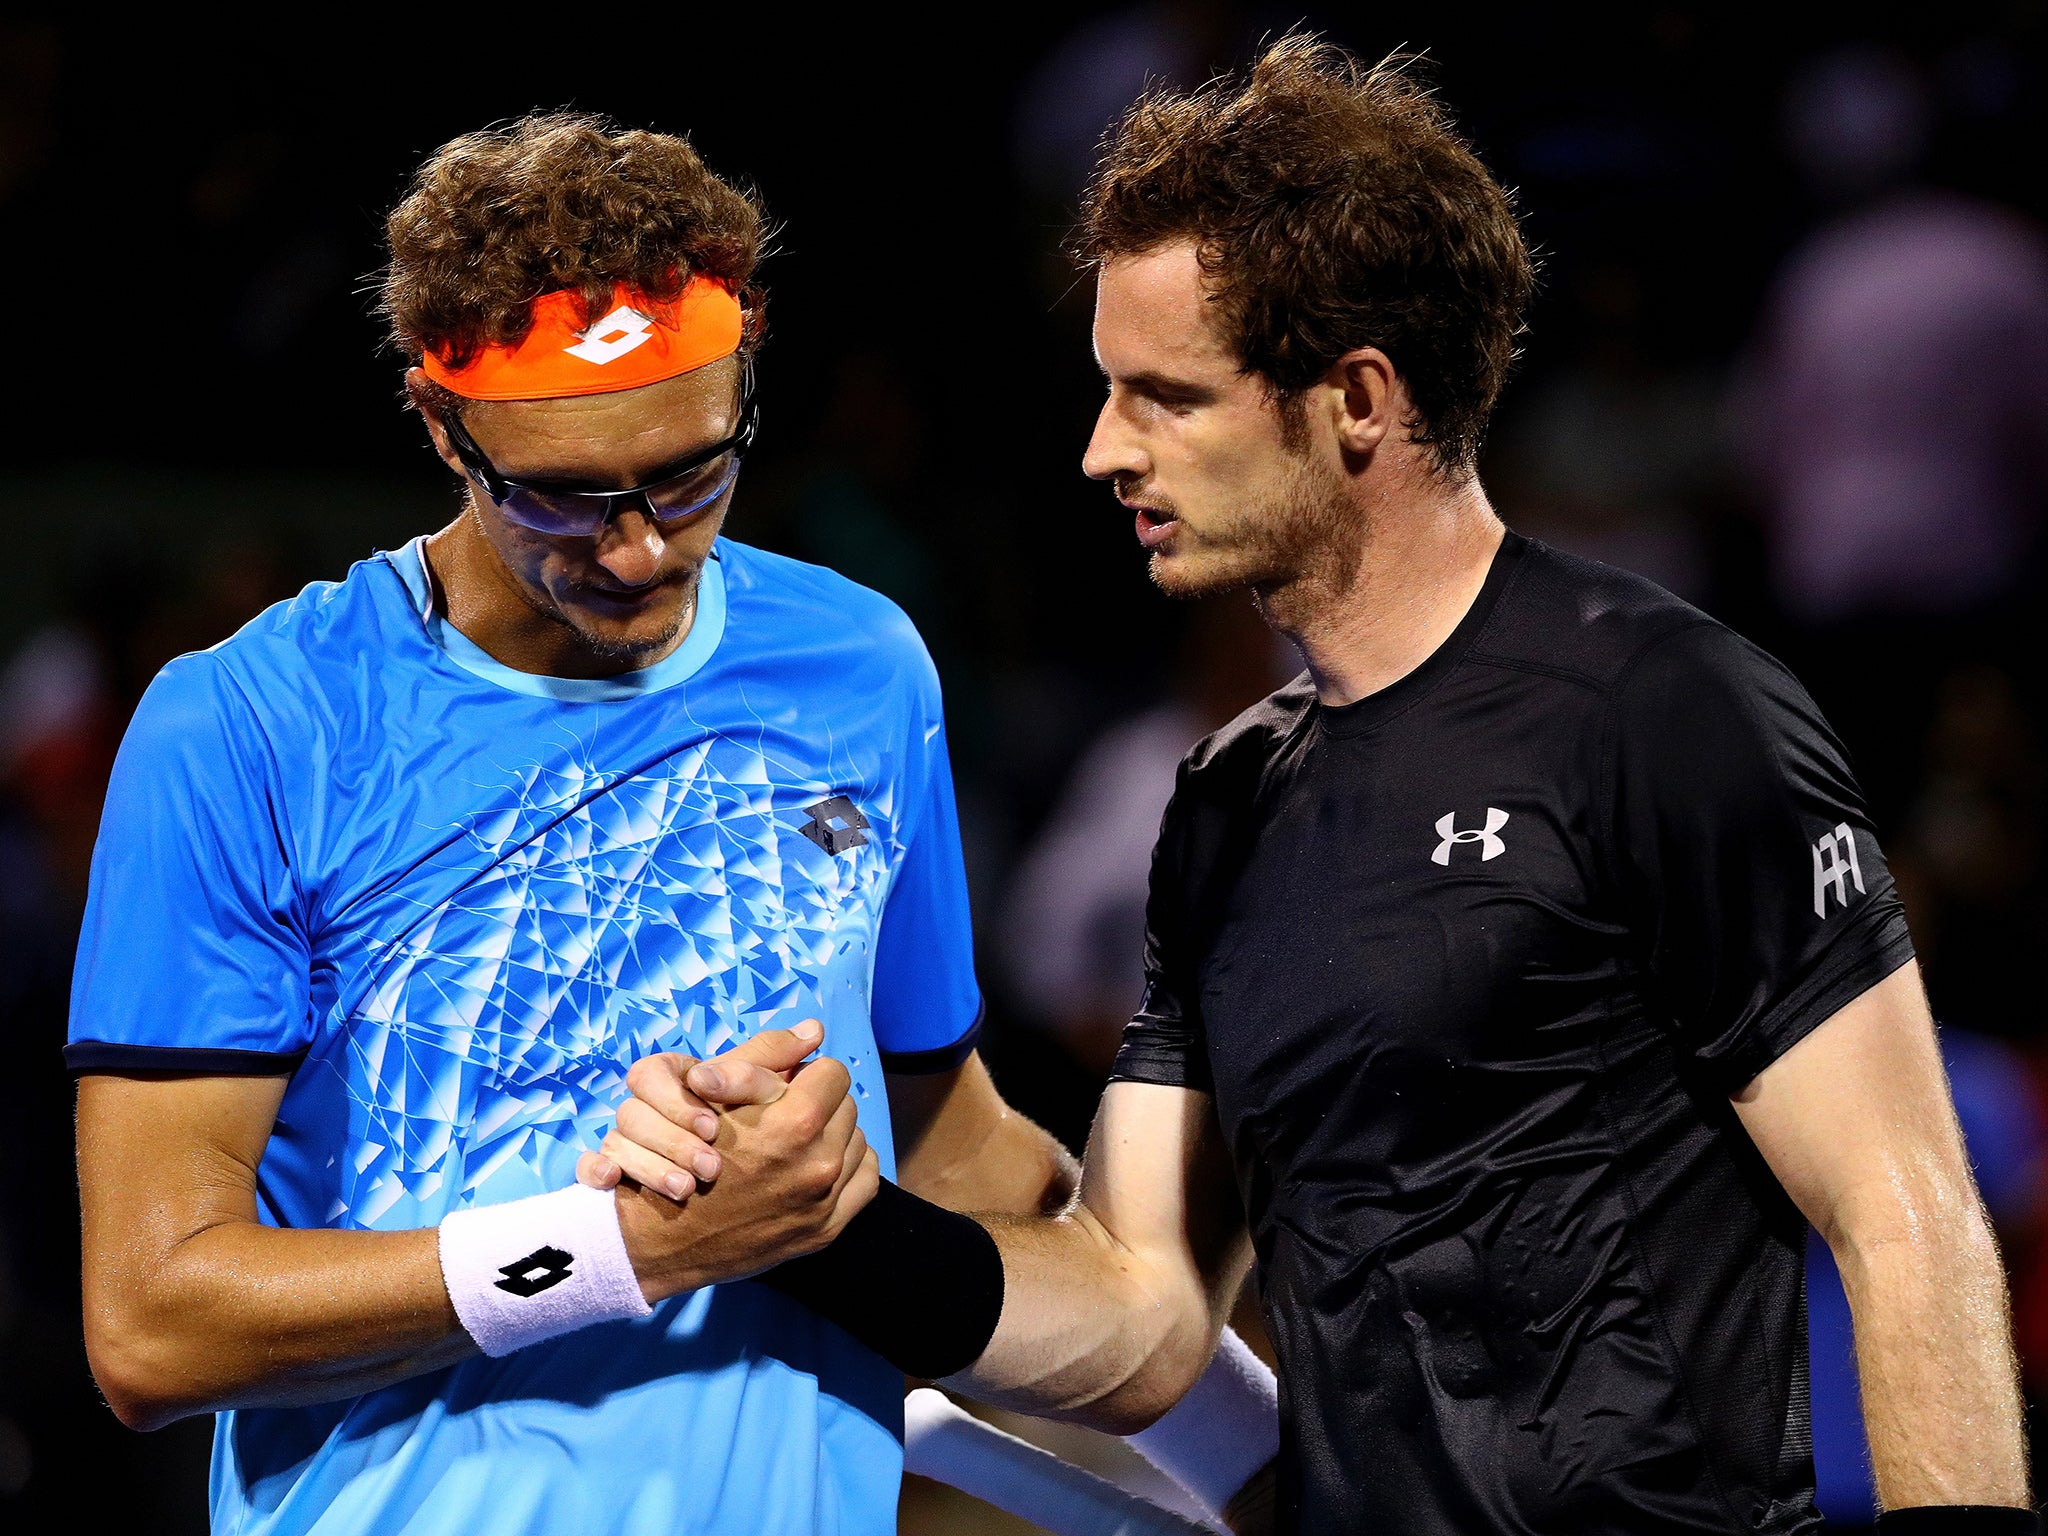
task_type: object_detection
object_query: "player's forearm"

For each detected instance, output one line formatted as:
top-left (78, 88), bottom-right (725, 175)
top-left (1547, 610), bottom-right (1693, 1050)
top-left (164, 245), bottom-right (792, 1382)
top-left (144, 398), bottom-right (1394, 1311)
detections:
top-left (1833, 1200), bottom-right (2029, 1508)
top-left (950, 1204), bottom-right (1220, 1434)
top-left (84, 1221), bottom-right (472, 1431)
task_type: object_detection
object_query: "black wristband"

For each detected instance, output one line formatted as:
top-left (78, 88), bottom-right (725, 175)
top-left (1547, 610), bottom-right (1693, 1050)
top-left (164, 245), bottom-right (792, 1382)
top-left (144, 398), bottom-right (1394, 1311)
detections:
top-left (1877, 1508), bottom-right (2040, 1536)
top-left (756, 1179), bottom-right (1004, 1379)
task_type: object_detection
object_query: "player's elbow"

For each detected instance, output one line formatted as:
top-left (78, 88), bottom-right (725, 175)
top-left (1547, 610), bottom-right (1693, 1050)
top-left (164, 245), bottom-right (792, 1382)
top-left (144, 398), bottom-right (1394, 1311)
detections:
top-left (87, 1337), bottom-right (187, 1432)
top-left (1082, 1376), bottom-right (1196, 1436)
top-left (83, 1293), bottom-right (213, 1432)
top-left (1064, 1299), bottom-right (1216, 1435)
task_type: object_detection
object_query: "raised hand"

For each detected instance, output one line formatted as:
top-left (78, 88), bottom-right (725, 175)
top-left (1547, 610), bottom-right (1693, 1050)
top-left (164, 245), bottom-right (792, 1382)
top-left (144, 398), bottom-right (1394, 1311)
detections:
top-left (578, 1021), bottom-right (825, 1198)
top-left (606, 1025), bottom-right (880, 1303)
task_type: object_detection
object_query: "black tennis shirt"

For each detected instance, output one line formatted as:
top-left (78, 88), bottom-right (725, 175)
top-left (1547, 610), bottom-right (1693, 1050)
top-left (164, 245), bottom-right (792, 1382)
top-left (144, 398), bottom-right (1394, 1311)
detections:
top-left (1112, 533), bottom-right (1914, 1535)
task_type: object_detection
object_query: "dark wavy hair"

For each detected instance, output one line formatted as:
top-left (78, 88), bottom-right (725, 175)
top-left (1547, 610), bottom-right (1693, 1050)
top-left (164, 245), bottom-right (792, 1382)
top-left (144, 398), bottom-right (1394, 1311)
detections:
top-left (380, 111), bottom-right (767, 406)
top-left (1074, 37), bottom-right (1534, 474)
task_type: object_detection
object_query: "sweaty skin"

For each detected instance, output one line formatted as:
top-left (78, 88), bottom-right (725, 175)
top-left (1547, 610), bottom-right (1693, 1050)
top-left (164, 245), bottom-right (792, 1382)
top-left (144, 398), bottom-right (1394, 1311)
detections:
top-left (1734, 967), bottom-right (2028, 1507)
top-left (79, 1025), bottom-right (875, 1430)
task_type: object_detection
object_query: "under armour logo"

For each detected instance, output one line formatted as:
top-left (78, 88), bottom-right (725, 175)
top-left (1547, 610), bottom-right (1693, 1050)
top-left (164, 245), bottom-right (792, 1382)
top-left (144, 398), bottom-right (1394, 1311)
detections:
top-left (1433, 808), bottom-right (1509, 865)
top-left (494, 1245), bottom-right (575, 1298)
top-left (1812, 822), bottom-right (1865, 917)
top-left (801, 795), bottom-right (870, 857)
top-left (563, 305), bottom-right (656, 365)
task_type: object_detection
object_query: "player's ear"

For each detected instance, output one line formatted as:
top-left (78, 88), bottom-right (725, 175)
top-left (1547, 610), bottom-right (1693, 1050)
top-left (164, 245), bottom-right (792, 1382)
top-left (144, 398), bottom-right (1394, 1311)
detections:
top-left (1327, 347), bottom-right (1399, 458)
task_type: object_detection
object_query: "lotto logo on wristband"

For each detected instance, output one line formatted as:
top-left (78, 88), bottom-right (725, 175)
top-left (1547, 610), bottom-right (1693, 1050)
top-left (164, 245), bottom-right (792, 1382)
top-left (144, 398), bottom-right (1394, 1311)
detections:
top-left (441, 1184), bottom-right (649, 1357)
top-left (495, 1245), bottom-right (575, 1297)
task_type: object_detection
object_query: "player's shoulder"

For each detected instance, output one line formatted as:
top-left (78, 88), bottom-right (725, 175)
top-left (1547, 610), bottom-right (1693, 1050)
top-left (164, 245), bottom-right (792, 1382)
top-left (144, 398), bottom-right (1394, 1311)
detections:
top-left (1178, 674), bottom-right (1320, 801)
top-left (715, 538), bottom-right (940, 694)
top-left (1475, 534), bottom-right (1767, 695)
top-left (134, 553), bottom-right (413, 747)
top-left (206, 550), bottom-right (408, 676)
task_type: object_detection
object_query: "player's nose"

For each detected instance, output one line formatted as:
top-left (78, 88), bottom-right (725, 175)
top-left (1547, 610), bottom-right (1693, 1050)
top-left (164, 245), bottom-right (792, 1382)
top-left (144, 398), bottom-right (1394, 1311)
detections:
top-left (1081, 397), bottom-right (1147, 483)
top-left (592, 506), bottom-right (665, 587)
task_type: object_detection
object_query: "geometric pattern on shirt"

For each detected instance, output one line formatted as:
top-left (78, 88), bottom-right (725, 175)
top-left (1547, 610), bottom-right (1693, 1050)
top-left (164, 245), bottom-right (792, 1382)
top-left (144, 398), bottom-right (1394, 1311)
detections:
top-left (334, 730), bottom-right (892, 1230)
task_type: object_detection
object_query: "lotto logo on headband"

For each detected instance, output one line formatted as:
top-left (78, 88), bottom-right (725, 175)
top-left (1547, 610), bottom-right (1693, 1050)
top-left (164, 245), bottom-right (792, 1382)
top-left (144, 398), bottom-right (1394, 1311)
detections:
top-left (564, 306), bottom-right (658, 366)
top-left (423, 276), bottom-right (743, 401)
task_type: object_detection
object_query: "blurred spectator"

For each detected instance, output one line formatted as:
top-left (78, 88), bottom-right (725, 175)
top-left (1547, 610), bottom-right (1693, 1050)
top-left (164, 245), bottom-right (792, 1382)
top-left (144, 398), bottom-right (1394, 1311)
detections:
top-left (1783, 45), bottom-right (1930, 209)
top-left (1744, 189), bottom-right (2048, 626)
top-left (1807, 1027), bottom-right (2046, 1530)
top-left (1739, 45), bottom-right (2048, 830)
top-left (1000, 594), bottom-right (1292, 1074)
top-left (0, 625), bottom-right (122, 919)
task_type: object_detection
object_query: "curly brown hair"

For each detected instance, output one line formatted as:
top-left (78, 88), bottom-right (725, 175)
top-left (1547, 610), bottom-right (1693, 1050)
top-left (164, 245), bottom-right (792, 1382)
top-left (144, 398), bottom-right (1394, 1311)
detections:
top-left (380, 111), bottom-right (767, 402)
top-left (1075, 37), bottom-right (1534, 474)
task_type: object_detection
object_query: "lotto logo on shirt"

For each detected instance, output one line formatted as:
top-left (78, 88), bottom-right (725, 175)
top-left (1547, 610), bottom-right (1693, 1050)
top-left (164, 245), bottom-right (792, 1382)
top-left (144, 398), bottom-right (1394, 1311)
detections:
top-left (1812, 822), bottom-right (1866, 918)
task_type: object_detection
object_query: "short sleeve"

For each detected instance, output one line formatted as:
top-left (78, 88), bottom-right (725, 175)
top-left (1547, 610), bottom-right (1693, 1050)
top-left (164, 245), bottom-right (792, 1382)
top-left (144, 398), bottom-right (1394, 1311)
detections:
top-left (66, 654), bottom-right (312, 1072)
top-left (1109, 760), bottom-right (1213, 1093)
top-left (870, 691), bottom-right (983, 1075)
top-left (1611, 623), bottom-right (1915, 1089)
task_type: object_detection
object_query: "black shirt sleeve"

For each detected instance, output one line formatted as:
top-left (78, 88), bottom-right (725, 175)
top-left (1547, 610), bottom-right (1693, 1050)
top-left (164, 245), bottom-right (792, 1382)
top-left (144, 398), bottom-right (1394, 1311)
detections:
top-left (1110, 759), bottom-right (1214, 1093)
top-left (1611, 621), bottom-right (1915, 1089)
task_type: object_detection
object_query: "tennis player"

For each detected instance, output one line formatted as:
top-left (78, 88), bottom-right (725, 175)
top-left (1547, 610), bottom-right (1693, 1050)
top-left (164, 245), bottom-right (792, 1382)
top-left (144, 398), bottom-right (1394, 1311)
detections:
top-left (67, 113), bottom-right (1272, 1536)
top-left (607, 40), bottom-right (2036, 1536)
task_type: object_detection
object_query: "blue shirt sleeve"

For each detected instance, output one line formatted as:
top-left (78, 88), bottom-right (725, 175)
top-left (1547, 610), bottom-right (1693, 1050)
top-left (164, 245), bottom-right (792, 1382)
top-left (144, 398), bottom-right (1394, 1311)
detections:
top-left (869, 661), bottom-right (982, 1075)
top-left (66, 652), bottom-right (312, 1072)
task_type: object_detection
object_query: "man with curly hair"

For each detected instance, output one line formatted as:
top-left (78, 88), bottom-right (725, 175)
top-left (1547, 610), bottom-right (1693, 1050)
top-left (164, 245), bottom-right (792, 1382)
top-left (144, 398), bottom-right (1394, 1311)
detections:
top-left (65, 113), bottom-right (1276, 1536)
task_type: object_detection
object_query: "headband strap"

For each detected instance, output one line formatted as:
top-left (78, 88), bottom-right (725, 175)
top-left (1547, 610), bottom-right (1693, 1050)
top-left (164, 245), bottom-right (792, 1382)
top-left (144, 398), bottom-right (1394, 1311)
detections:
top-left (422, 276), bottom-right (743, 401)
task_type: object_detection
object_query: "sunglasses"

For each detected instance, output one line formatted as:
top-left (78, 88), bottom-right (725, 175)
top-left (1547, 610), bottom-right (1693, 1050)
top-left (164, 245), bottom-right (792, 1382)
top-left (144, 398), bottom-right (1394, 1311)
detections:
top-left (441, 365), bottom-right (758, 539)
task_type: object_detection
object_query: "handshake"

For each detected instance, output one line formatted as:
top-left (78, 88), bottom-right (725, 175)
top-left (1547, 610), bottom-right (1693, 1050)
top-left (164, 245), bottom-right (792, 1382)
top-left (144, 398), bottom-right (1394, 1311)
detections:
top-left (576, 1019), bottom-right (882, 1306)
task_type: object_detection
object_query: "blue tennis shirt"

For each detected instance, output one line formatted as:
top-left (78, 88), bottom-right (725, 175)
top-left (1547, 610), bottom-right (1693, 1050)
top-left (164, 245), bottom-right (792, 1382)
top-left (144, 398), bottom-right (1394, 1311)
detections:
top-left (67, 536), bottom-right (983, 1536)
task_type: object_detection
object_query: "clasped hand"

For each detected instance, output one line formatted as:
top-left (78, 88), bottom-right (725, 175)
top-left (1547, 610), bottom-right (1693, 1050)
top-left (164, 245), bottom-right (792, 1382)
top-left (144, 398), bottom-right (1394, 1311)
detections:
top-left (580, 1021), bottom-right (878, 1303)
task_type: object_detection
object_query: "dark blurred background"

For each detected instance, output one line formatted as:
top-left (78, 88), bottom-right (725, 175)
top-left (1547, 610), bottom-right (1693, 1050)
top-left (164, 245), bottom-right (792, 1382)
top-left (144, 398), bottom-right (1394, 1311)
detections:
top-left (3, 8), bottom-right (2046, 1532)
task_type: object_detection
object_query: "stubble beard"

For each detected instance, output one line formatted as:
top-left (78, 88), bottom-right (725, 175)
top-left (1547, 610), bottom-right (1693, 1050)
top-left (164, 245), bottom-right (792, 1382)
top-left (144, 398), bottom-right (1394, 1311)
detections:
top-left (1148, 450), bottom-right (1363, 620)
top-left (549, 571), bottom-right (699, 664)
top-left (471, 493), bottom-right (703, 666)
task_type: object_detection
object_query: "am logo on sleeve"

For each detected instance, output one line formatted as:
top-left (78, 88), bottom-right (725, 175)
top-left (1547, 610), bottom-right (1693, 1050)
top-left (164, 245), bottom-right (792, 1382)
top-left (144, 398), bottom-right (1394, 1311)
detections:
top-left (1812, 823), bottom-right (1866, 918)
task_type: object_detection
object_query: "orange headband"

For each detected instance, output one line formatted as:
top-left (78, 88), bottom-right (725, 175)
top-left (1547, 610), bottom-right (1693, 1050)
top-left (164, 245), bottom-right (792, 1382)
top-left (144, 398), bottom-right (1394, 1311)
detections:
top-left (421, 276), bottom-right (743, 401)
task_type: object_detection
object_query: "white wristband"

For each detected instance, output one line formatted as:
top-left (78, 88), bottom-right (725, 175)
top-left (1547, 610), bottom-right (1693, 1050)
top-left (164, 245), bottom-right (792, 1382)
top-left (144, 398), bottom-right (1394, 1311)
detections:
top-left (904, 1388), bottom-right (1213, 1536)
top-left (438, 1183), bottom-right (652, 1358)
top-left (1124, 1327), bottom-right (1280, 1515)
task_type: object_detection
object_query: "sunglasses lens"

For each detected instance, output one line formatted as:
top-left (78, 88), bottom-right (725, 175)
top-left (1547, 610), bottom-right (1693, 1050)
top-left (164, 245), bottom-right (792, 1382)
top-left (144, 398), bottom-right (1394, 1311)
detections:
top-left (480, 455), bottom-right (740, 537)
top-left (645, 457), bottom-right (741, 523)
top-left (496, 487), bottom-right (609, 538)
